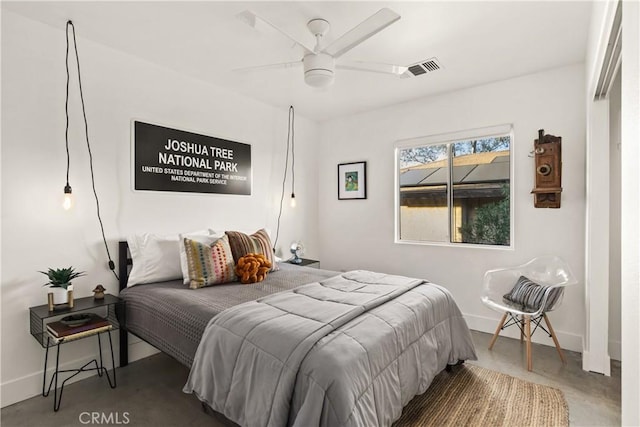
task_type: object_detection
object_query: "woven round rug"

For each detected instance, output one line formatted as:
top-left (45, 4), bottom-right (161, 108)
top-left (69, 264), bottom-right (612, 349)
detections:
top-left (393, 364), bottom-right (569, 427)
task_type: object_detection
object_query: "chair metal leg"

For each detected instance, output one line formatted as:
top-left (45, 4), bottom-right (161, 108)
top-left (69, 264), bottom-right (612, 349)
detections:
top-left (525, 315), bottom-right (532, 371)
top-left (520, 315), bottom-right (524, 343)
top-left (543, 313), bottom-right (566, 363)
top-left (489, 312), bottom-right (508, 350)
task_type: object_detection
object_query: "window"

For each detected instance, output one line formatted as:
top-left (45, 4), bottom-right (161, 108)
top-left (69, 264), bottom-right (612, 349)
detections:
top-left (396, 126), bottom-right (512, 247)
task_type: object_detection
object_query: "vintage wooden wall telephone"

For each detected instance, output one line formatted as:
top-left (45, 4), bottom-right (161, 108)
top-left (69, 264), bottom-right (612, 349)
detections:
top-left (531, 129), bottom-right (562, 208)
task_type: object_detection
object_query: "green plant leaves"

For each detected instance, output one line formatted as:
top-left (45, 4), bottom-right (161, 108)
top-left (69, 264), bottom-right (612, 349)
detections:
top-left (39, 267), bottom-right (86, 288)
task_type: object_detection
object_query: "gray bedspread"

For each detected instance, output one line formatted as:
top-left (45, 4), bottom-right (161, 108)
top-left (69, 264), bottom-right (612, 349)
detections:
top-left (119, 263), bottom-right (337, 367)
top-left (184, 270), bottom-right (477, 427)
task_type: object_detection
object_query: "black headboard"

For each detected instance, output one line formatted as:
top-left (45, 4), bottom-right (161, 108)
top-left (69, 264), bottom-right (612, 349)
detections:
top-left (118, 241), bottom-right (132, 293)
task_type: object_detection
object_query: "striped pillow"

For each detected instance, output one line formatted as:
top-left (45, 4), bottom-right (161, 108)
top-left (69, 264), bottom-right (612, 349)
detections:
top-left (503, 276), bottom-right (563, 311)
top-left (183, 235), bottom-right (237, 289)
top-left (225, 229), bottom-right (278, 272)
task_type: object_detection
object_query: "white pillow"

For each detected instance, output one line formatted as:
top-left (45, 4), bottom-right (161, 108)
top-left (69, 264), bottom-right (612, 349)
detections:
top-left (179, 231), bottom-right (225, 285)
top-left (126, 230), bottom-right (209, 286)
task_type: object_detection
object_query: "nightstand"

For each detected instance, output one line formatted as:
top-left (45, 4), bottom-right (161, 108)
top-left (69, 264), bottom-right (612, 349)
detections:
top-left (29, 294), bottom-right (124, 411)
top-left (286, 258), bottom-right (320, 269)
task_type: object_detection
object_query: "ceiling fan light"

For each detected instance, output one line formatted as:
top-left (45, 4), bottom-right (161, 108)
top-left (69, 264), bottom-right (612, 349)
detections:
top-left (305, 69), bottom-right (334, 87)
top-left (303, 53), bottom-right (335, 87)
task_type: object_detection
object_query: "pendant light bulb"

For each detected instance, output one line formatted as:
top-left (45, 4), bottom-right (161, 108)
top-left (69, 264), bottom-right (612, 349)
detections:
top-left (290, 193), bottom-right (296, 208)
top-left (63, 184), bottom-right (73, 210)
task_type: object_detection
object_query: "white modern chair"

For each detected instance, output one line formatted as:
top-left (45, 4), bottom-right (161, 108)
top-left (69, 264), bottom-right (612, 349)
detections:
top-left (481, 256), bottom-right (577, 371)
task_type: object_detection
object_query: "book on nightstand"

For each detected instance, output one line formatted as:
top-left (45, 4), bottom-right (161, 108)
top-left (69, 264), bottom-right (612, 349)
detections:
top-left (46, 313), bottom-right (112, 343)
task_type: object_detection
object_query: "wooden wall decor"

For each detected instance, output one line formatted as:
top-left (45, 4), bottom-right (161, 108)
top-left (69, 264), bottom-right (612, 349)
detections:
top-left (531, 129), bottom-right (562, 208)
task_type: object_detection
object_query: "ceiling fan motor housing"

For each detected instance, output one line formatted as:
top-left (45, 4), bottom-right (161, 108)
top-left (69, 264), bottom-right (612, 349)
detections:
top-left (303, 53), bottom-right (335, 87)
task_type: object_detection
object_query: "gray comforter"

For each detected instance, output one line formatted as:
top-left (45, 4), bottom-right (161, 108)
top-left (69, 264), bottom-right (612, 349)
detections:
top-left (184, 270), bottom-right (476, 427)
top-left (120, 263), bottom-right (337, 367)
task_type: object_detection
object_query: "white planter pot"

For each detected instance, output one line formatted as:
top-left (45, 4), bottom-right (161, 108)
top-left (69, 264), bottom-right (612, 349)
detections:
top-left (50, 285), bottom-right (72, 305)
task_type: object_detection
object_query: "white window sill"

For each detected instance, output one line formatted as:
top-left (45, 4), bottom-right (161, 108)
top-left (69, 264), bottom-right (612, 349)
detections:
top-left (394, 239), bottom-right (514, 251)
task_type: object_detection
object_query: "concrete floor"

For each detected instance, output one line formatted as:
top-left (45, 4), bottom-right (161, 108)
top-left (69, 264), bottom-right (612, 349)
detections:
top-left (472, 331), bottom-right (620, 426)
top-left (1, 331), bottom-right (621, 427)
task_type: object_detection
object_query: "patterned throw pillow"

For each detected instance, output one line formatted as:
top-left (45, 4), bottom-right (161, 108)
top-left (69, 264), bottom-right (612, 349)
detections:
top-left (503, 276), bottom-right (563, 311)
top-left (183, 235), bottom-right (237, 289)
top-left (225, 229), bottom-right (279, 272)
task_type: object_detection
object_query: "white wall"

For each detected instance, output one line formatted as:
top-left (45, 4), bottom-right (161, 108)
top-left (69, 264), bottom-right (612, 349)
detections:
top-left (619, 2), bottom-right (640, 424)
top-left (0, 11), bottom-right (320, 407)
top-left (318, 64), bottom-right (587, 353)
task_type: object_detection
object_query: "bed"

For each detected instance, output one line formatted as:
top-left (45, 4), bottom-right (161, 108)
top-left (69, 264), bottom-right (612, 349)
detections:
top-left (117, 241), bottom-right (477, 426)
top-left (117, 242), bottom-right (338, 368)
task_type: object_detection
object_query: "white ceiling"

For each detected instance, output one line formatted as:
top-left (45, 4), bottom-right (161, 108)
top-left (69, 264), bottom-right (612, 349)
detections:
top-left (4, 1), bottom-right (592, 122)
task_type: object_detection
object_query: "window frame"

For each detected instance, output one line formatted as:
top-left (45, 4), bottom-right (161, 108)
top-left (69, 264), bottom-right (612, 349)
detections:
top-left (394, 124), bottom-right (515, 250)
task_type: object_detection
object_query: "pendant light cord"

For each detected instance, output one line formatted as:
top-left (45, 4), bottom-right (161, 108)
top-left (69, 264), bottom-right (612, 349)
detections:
top-left (273, 106), bottom-right (294, 253)
top-left (65, 24), bottom-right (70, 187)
top-left (67, 21), bottom-right (118, 281)
top-left (291, 108), bottom-right (295, 198)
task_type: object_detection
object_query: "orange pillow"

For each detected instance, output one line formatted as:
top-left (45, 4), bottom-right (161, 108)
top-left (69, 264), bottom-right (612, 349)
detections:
top-left (235, 253), bottom-right (272, 284)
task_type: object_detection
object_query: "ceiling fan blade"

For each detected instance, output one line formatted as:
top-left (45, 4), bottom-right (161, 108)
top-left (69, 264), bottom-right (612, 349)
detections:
top-left (337, 60), bottom-right (408, 77)
top-left (237, 10), bottom-right (314, 54)
top-left (323, 8), bottom-right (400, 59)
top-left (233, 60), bottom-right (302, 74)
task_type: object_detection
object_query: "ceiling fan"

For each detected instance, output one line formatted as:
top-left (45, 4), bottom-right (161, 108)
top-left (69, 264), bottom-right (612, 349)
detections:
top-left (236, 8), bottom-right (410, 88)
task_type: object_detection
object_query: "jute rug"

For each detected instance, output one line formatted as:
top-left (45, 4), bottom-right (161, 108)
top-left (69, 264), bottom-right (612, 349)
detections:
top-left (393, 364), bottom-right (569, 427)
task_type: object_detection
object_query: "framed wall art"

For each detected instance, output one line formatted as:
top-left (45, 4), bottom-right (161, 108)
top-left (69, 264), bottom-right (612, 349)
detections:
top-left (132, 120), bottom-right (252, 195)
top-left (338, 161), bottom-right (367, 200)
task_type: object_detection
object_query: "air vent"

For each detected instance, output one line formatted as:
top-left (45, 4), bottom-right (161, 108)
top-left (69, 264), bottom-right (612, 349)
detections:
top-left (422, 59), bottom-right (440, 72)
top-left (408, 64), bottom-right (427, 76)
top-left (404, 57), bottom-right (442, 78)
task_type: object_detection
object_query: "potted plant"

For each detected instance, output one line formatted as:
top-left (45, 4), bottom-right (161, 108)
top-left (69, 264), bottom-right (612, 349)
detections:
top-left (40, 267), bottom-right (85, 307)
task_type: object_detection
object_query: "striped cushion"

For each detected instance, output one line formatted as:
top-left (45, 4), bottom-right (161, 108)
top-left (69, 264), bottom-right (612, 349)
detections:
top-left (503, 276), bottom-right (563, 311)
top-left (184, 235), bottom-right (237, 289)
top-left (225, 229), bottom-right (278, 272)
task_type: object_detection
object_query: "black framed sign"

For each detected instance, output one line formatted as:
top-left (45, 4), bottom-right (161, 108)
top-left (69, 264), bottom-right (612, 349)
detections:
top-left (133, 121), bottom-right (251, 195)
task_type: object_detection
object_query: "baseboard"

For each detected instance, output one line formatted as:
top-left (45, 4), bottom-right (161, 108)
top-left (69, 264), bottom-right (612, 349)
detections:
top-left (1, 353), bottom-right (106, 408)
top-left (609, 339), bottom-right (621, 361)
top-left (127, 335), bottom-right (159, 363)
top-left (582, 350), bottom-right (612, 376)
top-left (464, 313), bottom-right (584, 354)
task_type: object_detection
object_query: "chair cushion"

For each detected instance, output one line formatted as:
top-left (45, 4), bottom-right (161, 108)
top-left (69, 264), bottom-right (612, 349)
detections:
top-left (503, 276), bottom-right (563, 311)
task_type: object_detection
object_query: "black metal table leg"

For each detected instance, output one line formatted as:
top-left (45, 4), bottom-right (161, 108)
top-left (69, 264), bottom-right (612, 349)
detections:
top-left (99, 330), bottom-right (116, 388)
top-left (97, 333), bottom-right (104, 378)
top-left (42, 344), bottom-right (58, 399)
top-left (53, 343), bottom-right (61, 411)
top-left (41, 331), bottom-right (118, 411)
top-left (108, 330), bottom-right (116, 388)
top-left (42, 337), bottom-right (50, 397)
